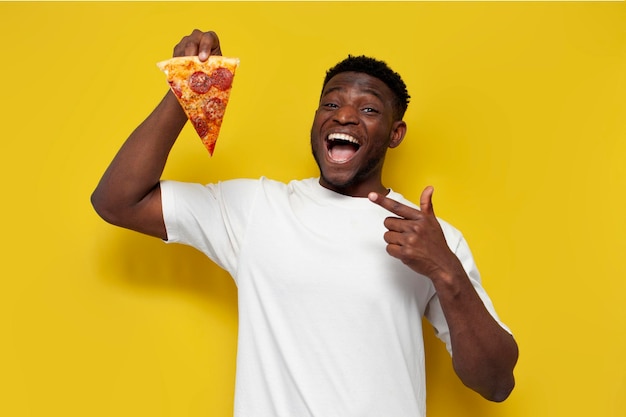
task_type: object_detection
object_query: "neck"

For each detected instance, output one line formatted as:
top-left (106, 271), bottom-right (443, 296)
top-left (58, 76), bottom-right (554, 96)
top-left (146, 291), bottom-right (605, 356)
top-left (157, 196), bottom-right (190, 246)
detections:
top-left (318, 178), bottom-right (389, 198)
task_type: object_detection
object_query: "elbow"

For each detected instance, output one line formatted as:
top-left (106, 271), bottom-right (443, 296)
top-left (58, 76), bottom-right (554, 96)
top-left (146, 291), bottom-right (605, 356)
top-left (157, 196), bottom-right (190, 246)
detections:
top-left (489, 337), bottom-right (519, 402)
top-left (461, 370), bottom-right (516, 403)
top-left (480, 351), bottom-right (518, 402)
top-left (484, 375), bottom-right (515, 402)
top-left (479, 335), bottom-right (519, 402)
top-left (90, 189), bottom-right (121, 226)
top-left (453, 344), bottom-right (519, 403)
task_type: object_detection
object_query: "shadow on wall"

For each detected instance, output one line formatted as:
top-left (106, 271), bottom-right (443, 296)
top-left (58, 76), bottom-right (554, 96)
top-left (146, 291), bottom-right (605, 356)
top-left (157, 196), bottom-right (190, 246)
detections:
top-left (95, 227), bottom-right (238, 317)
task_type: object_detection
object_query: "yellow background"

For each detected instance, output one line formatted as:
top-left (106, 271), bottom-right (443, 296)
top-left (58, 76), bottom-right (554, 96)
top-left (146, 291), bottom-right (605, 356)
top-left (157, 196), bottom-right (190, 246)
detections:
top-left (1, 2), bottom-right (625, 416)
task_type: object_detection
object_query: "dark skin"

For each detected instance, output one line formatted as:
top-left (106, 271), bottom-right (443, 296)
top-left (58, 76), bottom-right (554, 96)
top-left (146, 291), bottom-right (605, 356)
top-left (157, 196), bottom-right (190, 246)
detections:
top-left (310, 71), bottom-right (406, 197)
top-left (309, 58), bottom-right (517, 401)
top-left (92, 29), bottom-right (518, 402)
top-left (369, 187), bottom-right (518, 401)
top-left (91, 29), bottom-right (221, 240)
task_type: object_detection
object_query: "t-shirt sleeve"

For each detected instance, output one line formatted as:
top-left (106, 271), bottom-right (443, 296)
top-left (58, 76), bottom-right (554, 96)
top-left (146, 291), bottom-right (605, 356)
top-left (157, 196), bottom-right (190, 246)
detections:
top-left (424, 224), bottom-right (512, 355)
top-left (160, 179), bottom-right (258, 276)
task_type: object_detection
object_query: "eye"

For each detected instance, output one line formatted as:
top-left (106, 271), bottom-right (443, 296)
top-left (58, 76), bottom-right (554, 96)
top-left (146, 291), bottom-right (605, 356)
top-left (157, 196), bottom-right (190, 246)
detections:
top-left (361, 107), bottom-right (379, 114)
top-left (323, 102), bottom-right (339, 109)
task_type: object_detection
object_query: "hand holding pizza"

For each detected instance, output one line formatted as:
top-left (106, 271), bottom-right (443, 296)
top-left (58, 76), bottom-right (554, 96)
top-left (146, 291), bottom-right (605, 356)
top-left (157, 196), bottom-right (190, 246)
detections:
top-left (159, 29), bottom-right (239, 156)
top-left (368, 187), bottom-right (464, 281)
top-left (173, 29), bottom-right (222, 60)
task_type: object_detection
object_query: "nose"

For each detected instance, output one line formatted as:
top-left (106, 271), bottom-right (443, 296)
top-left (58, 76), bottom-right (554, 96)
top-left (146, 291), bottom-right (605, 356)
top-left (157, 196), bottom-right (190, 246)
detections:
top-left (334, 105), bottom-right (359, 125)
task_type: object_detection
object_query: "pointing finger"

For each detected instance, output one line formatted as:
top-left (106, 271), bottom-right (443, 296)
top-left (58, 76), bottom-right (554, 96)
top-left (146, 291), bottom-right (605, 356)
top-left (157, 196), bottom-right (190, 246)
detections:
top-left (368, 192), bottom-right (420, 220)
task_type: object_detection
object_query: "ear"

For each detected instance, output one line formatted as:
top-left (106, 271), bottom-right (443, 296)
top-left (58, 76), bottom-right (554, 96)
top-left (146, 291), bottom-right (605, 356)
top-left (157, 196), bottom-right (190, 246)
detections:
top-left (388, 120), bottom-right (407, 149)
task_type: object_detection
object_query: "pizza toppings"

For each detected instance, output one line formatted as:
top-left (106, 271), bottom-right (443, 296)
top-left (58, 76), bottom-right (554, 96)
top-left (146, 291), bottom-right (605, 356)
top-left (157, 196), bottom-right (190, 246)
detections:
top-left (191, 115), bottom-right (209, 138)
top-left (187, 68), bottom-right (234, 95)
top-left (189, 71), bottom-right (212, 94)
top-left (203, 97), bottom-right (226, 122)
top-left (168, 80), bottom-right (183, 98)
top-left (209, 67), bottom-right (234, 91)
top-left (157, 55), bottom-right (240, 156)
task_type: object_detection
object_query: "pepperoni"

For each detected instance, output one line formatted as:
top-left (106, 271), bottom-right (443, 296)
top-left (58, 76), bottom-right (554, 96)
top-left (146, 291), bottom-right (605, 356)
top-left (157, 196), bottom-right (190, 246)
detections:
top-left (190, 116), bottom-right (209, 137)
top-left (188, 71), bottom-right (212, 94)
top-left (168, 80), bottom-right (183, 98)
top-left (209, 67), bottom-right (234, 91)
top-left (203, 97), bottom-right (226, 123)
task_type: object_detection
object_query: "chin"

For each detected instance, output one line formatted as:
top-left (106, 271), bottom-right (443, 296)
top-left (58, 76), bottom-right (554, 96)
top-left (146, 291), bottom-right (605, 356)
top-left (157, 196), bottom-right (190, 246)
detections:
top-left (320, 174), bottom-right (355, 191)
top-left (319, 166), bottom-right (369, 195)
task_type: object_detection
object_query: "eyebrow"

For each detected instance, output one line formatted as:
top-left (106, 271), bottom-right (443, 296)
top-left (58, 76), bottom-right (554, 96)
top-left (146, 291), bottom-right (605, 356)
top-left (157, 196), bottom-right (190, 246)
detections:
top-left (322, 85), bottom-right (386, 103)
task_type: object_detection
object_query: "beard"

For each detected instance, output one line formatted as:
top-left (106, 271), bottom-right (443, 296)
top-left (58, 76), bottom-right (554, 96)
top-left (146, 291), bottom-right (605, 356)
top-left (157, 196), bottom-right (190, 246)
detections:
top-left (311, 145), bottom-right (385, 192)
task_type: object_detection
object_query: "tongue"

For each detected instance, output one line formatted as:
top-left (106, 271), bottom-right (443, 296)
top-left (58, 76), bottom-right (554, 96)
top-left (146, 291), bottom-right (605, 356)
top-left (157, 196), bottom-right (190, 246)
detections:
top-left (330, 144), bottom-right (356, 162)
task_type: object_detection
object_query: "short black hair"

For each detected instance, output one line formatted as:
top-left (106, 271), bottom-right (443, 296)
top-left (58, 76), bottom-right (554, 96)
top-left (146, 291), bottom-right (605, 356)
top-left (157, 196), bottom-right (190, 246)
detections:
top-left (322, 55), bottom-right (410, 119)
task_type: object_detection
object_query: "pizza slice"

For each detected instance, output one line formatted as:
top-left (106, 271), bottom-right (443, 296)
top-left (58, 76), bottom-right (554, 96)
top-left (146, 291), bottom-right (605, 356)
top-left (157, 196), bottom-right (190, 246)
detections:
top-left (157, 55), bottom-right (240, 156)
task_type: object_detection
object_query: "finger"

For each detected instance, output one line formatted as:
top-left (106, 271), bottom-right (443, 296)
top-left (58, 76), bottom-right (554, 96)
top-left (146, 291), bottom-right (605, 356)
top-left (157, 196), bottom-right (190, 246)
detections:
top-left (173, 29), bottom-right (212, 58)
top-left (384, 243), bottom-right (404, 261)
top-left (198, 31), bottom-right (222, 61)
top-left (383, 230), bottom-right (405, 246)
top-left (383, 217), bottom-right (411, 233)
top-left (420, 186), bottom-right (435, 216)
top-left (368, 192), bottom-right (420, 220)
top-left (184, 29), bottom-right (204, 56)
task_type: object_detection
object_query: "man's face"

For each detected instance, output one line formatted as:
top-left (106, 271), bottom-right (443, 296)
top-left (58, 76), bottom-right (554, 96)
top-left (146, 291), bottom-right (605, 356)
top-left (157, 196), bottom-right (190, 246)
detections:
top-left (310, 71), bottom-right (406, 197)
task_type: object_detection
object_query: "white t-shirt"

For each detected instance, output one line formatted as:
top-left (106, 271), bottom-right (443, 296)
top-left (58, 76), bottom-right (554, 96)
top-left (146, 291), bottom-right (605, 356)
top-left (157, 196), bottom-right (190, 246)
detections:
top-left (161, 177), bottom-right (508, 417)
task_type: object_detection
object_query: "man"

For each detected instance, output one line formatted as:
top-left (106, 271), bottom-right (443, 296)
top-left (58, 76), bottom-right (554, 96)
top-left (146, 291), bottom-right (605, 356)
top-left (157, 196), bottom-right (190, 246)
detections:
top-left (92, 30), bottom-right (518, 416)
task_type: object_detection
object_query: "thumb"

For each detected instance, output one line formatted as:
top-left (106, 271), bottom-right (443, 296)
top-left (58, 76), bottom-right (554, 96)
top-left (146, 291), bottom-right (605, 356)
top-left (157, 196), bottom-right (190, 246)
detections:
top-left (420, 186), bottom-right (435, 215)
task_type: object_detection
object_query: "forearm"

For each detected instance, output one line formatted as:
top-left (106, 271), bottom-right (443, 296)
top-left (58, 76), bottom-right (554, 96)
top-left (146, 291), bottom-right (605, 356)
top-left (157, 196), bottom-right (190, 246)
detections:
top-left (368, 188), bottom-right (518, 400)
top-left (91, 91), bottom-right (186, 232)
top-left (432, 266), bottom-right (518, 402)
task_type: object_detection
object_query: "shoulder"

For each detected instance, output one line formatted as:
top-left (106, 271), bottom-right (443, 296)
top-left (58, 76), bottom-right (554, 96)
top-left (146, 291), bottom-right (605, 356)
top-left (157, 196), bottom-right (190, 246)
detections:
top-left (161, 177), bottom-right (306, 204)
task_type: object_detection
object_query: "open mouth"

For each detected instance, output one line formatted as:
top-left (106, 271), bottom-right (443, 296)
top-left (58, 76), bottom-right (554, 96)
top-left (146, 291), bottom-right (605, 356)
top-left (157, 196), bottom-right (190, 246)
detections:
top-left (326, 133), bottom-right (361, 163)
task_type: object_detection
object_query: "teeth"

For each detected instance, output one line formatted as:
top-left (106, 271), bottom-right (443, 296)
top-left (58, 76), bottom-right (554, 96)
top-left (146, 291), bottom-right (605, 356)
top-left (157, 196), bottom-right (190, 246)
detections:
top-left (328, 133), bottom-right (359, 145)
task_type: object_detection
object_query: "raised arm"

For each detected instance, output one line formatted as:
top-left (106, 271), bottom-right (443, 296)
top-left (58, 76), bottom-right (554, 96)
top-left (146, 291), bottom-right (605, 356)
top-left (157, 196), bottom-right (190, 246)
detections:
top-left (91, 30), bottom-right (222, 239)
top-left (368, 187), bottom-right (519, 402)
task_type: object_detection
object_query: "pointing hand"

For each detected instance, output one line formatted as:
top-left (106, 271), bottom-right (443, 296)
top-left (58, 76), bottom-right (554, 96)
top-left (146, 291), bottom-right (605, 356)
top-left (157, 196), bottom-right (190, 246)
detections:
top-left (368, 187), bottom-right (460, 280)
